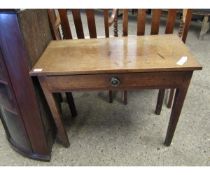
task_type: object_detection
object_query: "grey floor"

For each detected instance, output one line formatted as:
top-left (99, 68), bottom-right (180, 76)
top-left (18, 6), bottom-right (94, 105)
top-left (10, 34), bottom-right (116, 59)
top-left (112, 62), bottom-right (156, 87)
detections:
top-left (0, 11), bottom-right (209, 166)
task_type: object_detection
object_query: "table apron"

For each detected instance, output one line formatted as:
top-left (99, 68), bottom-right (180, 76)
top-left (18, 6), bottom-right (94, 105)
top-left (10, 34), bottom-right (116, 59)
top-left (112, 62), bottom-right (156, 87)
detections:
top-left (44, 71), bottom-right (193, 92)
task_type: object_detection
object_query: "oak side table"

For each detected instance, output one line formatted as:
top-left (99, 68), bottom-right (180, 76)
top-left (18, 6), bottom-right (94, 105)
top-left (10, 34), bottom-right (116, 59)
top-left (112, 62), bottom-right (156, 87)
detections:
top-left (30, 34), bottom-right (202, 147)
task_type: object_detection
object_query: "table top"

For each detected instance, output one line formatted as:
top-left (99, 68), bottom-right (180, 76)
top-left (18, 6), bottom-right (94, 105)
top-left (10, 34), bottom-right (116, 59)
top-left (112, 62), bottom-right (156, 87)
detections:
top-left (30, 34), bottom-right (202, 76)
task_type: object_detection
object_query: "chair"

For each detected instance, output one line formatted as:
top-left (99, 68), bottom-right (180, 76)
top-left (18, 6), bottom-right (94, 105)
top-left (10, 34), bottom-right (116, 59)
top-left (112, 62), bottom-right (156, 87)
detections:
top-left (47, 9), bottom-right (118, 110)
top-left (48, 9), bottom-right (77, 118)
top-left (191, 10), bottom-right (210, 39)
top-left (112, 9), bottom-right (192, 110)
top-left (48, 9), bottom-right (192, 116)
top-left (167, 9), bottom-right (192, 108)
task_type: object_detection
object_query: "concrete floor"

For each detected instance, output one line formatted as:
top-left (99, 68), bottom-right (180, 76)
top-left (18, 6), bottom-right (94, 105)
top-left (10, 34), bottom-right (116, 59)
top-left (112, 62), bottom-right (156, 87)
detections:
top-left (0, 11), bottom-right (209, 165)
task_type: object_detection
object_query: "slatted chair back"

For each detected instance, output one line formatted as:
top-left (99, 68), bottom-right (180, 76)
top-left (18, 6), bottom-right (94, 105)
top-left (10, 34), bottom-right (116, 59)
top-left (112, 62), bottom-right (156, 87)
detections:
top-left (47, 9), bottom-right (192, 106)
top-left (49, 9), bottom-right (115, 40)
top-left (48, 9), bottom-right (192, 48)
top-left (47, 9), bottom-right (117, 103)
top-left (121, 9), bottom-right (192, 43)
top-left (120, 9), bottom-right (192, 106)
top-left (48, 9), bottom-right (62, 40)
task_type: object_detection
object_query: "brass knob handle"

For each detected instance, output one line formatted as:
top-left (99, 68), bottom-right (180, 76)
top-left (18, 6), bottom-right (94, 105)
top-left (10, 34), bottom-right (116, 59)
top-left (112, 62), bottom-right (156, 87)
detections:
top-left (110, 77), bottom-right (120, 87)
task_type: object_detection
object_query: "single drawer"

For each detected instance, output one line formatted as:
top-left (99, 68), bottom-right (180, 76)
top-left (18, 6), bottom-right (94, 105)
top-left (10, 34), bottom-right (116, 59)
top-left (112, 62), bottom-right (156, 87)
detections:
top-left (44, 71), bottom-right (191, 92)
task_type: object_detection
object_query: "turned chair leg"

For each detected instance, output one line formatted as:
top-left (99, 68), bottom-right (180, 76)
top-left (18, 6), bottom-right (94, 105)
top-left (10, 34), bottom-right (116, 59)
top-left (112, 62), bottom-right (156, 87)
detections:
top-left (155, 89), bottom-right (165, 115)
top-left (123, 90), bottom-right (127, 105)
top-left (66, 92), bottom-right (77, 117)
top-left (167, 89), bottom-right (175, 108)
top-left (109, 90), bottom-right (113, 103)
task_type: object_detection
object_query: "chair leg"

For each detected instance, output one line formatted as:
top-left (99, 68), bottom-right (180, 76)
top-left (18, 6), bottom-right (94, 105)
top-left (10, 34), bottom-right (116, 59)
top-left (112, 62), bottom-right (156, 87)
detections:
top-left (66, 92), bottom-right (77, 117)
top-left (199, 15), bottom-right (209, 40)
top-left (167, 89), bottom-right (175, 108)
top-left (54, 93), bottom-right (63, 114)
top-left (155, 89), bottom-right (165, 115)
top-left (123, 90), bottom-right (127, 105)
top-left (109, 90), bottom-right (113, 103)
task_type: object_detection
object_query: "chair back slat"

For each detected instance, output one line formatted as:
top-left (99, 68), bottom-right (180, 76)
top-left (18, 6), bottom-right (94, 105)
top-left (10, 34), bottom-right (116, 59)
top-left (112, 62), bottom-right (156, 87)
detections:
top-left (86, 9), bottom-right (97, 38)
top-left (165, 9), bottom-right (177, 34)
top-left (137, 9), bottom-right (146, 36)
top-left (151, 9), bottom-right (162, 35)
top-left (103, 9), bottom-right (109, 38)
top-left (181, 9), bottom-right (192, 43)
top-left (72, 9), bottom-right (85, 39)
top-left (123, 9), bottom-right (128, 36)
top-left (54, 9), bottom-right (191, 43)
top-left (58, 9), bottom-right (72, 39)
top-left (114, 10), bottom-right (118, 37)
top-left (48, 10), bottom-right (61, 40)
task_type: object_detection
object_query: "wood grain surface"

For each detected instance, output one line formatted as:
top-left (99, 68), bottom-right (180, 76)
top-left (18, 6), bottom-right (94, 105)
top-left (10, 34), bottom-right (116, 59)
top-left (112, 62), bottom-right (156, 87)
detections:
top-left (30, 34), bottom-right (202, 76)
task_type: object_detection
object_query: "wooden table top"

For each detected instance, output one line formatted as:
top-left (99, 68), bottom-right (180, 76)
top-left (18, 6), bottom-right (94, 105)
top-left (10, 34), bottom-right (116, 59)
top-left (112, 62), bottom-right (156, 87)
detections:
top-left (30, 34), bottom-right (202, 76)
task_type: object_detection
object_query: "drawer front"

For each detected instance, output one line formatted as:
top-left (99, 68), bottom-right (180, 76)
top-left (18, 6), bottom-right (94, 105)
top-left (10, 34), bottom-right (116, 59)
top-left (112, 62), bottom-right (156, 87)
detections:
top-left (45, 72), bottom-right (191, 92)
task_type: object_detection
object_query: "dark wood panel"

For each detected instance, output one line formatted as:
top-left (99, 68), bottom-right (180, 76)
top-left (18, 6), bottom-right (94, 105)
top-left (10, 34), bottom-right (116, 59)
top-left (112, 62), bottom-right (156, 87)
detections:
top-left (0, 47), bottom-right (32, 152)
top-left (18, 10), bottom-right (55, 154)
top-left (1, 108), bottom-right (32, 151)
top-left (0, 11), bottom-right (50, 156)
top-left (0, 50), bottom-right (9, 84)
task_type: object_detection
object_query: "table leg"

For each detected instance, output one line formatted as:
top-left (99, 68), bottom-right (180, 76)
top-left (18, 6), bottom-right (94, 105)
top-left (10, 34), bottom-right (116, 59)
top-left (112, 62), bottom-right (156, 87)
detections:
top-left (155, 89), bottom-right (165, 115)
top-left (38, 77), bottom-right (70, 147)
top-left (164, 86), bottom-right (189, 146)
